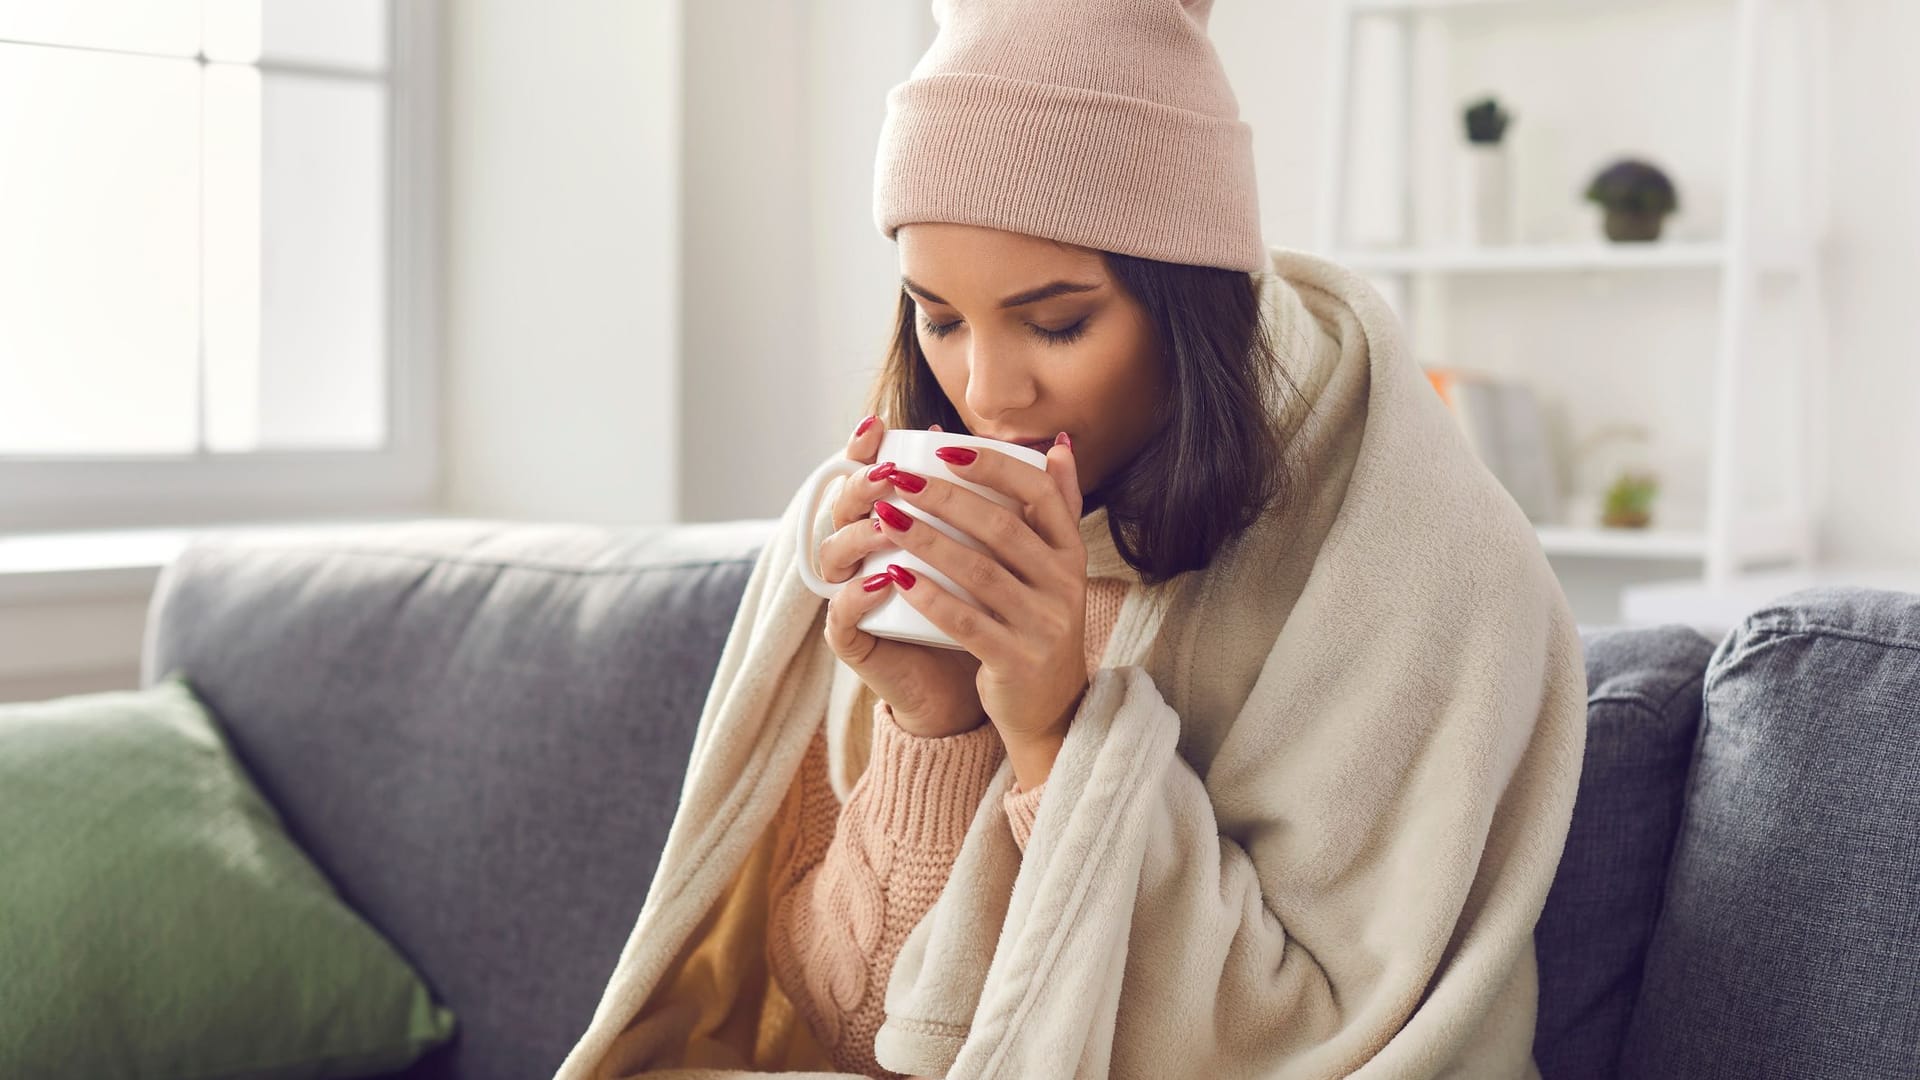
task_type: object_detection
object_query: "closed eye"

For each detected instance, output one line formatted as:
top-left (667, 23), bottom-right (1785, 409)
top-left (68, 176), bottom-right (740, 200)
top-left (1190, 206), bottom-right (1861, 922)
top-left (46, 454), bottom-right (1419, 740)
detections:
top-left (919, 316), bottom-right (1089, 346)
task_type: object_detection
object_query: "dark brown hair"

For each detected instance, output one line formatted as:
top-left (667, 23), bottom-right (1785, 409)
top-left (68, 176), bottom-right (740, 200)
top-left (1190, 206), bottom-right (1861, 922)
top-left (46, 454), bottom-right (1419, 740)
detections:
top-left (869, 250), bottom-right (1300, 585)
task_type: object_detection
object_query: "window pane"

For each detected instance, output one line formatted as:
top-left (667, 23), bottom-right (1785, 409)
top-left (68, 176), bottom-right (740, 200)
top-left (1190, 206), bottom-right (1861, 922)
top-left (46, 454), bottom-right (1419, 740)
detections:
top-left (200, 63), bottom-right (261, 451)
top-left (205, 71), bottom-right (387, 452)
top-left (202, 0), bottom-right (389, 71)
top-left (0, 0), bottom-right (199, 58)
top-left (0, 44), bottom-right (200, 456)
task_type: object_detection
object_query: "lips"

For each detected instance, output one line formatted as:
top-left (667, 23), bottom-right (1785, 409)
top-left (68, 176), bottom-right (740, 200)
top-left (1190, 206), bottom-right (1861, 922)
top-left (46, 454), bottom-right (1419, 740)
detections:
top-left (985, 434), bottom-right (1056, 453)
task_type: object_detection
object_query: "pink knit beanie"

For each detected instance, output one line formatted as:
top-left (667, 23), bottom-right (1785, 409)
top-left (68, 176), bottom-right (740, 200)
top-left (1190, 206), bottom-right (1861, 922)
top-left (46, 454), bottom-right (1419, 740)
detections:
top-left (873, 0), bottom-right (1265, 273)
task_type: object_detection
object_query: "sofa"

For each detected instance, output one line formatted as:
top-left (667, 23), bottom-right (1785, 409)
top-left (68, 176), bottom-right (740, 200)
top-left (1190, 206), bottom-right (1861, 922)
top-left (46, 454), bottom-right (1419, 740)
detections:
top-left (140, 518), bottom-right (1920, 1080)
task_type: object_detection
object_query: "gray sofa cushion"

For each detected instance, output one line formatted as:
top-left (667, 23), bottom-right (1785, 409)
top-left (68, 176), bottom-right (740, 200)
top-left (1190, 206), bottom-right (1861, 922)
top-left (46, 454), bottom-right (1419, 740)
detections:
top-left (1619, 586), bottom-right (1920, 1079)
top-left (1534, 624), bottom-right (1716, 1080)
top-left (142, 519), bottom-right (771, 1080)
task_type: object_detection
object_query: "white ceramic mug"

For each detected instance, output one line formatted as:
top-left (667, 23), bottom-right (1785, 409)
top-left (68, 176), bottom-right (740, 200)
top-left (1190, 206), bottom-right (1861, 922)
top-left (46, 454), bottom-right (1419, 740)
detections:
top-left (793, 429), bottom-right (1050, 649)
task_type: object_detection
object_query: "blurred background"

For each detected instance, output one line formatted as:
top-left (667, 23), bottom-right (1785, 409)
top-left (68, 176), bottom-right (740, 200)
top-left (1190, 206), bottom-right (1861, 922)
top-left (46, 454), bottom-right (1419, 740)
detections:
top-left (3, 0), bottom-right (1916, 703)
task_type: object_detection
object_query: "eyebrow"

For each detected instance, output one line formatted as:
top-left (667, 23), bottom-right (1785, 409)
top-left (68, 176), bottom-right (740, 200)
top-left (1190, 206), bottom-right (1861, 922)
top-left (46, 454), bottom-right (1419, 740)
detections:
top-left (900, 276), bottom-right (1102, 309)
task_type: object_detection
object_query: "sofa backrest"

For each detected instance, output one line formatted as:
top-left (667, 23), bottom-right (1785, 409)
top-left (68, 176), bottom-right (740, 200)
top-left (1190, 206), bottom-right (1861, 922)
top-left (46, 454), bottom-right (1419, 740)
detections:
top-left (145, 521), bottom-right (1920, 1080)
top-left (143, 520), bottom-right (770, 1080)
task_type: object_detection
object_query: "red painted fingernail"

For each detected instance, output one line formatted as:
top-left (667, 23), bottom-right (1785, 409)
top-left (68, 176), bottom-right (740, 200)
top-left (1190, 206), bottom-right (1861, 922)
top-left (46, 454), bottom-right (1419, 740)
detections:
top-left (874, 500), bottom-right (913, 531)
top-left (854, 414), bottom-right (877, 437)
top-left (866, 461), bottom-right (896, 481)
top-left (934, 446), bottom-right (977, 466)
top-left (861, 571), bottom-right (893, 592)
top-left (886, 468), bottom-right (926, 493)
top-left (1055, 431), bottom-right (1071, 449)
top-left (886, 563), bottom-right (917, 589)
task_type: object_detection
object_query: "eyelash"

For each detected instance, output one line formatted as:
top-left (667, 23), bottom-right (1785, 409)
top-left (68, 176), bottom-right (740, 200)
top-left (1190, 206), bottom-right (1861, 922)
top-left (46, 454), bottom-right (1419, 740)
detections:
top-left (920, 316), bottom-right (1089, 346)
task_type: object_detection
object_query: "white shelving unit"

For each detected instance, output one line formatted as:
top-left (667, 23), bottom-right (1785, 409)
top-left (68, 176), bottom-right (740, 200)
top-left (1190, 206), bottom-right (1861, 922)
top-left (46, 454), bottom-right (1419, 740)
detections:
top-left (1316, 0), bottom-right (1832, 586)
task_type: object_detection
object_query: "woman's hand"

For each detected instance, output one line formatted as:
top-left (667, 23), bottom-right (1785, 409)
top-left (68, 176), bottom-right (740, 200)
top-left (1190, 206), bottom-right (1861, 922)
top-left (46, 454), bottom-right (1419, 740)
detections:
top-left (819, 416), bottom-right (988, 739)
top-left (868, 433), bottom-right (1088, 785)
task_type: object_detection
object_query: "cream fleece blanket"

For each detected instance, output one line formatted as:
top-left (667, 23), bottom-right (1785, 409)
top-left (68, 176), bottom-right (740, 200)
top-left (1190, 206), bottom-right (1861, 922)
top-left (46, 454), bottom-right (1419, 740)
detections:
top-left (555, 247), bottom-right (1588, 1080)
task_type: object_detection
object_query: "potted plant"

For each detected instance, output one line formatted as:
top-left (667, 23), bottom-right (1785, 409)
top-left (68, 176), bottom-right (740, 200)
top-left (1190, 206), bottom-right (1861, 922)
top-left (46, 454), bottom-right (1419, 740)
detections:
top-left (1584, 158), bottom-right (1679, 243)
top-left (1457, 96), bottom-right (1516, 245)
top-left (1464, 98), bottom-right (1512, 144)
top-left (1600, 468), bottom-right (1660, 529)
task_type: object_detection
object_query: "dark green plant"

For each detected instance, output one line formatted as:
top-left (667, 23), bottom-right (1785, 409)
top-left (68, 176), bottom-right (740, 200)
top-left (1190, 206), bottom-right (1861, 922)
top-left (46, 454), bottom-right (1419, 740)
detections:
top-left (1585, 159), bottom-right (1679, 215)
top-left (1463, 97), bottom-right (1512, 144)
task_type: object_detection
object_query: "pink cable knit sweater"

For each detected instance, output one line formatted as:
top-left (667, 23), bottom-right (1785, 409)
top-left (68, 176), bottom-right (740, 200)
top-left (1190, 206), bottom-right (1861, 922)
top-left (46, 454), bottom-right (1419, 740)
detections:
top-left (765, 577), bottom-right (1128, 1078)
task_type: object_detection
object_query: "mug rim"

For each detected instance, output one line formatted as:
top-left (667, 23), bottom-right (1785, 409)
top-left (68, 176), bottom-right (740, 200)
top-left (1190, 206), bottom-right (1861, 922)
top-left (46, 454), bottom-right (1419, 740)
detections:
top-left (879, 428), bottom-right (1049, 468)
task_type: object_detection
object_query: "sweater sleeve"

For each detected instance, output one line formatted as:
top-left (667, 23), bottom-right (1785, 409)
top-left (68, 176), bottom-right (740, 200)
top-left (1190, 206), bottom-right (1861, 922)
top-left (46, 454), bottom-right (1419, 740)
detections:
top-left (766, 700), bottom-right (1003, 1078)
top-left (1003, 780), bottom-right (1046, 852)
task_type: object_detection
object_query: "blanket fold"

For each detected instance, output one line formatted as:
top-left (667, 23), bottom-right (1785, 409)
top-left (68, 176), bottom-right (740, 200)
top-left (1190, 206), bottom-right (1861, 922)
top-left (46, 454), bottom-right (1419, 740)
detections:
top-left (875, 666), bottom-right (1179, 1078)
top-left (555, 248), bottom-right (1587, 1080)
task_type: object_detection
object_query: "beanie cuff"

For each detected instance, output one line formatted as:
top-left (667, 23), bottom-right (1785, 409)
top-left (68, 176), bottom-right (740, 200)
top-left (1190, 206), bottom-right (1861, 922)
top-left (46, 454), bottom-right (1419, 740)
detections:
top-left (874, 72), bottom-right (1266, 273)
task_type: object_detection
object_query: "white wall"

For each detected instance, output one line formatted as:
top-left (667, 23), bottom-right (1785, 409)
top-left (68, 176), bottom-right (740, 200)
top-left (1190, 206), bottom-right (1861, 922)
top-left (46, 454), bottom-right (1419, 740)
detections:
top-left (677, 0), bottom-right (931, 522)
top-left (441, 0), bottom-right (681, 526)
top-left (1819, 0), bottom-right (1920, 563)
top-left (442, 0), bottom-right (927, 526)
top-left (677, 0), bottom-right (814, 523)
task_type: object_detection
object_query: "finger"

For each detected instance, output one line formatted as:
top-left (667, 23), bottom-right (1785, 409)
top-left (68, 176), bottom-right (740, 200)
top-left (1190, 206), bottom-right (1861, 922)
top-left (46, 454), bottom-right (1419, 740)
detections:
top-left (873, 499), bottom-right (1046, 629)
top-left (929, 423), bottom-right (943, 432)
top-left (830, 459), bottom-right (906, 531)
top-left (929, 443), bottom-right (1079, 550)
top-left (876, 468), bottom-right (1058, 587)
top-left (822, 568), bottom-right (896, 665)
top-left (1046, 431), bottom-right (1083, 521)
top-left (881, 561), bottom-right (1018, 665)
top-left (818, 511), bottom-right (897, 584)
top-left (845, 414), bottom-right (885, 465)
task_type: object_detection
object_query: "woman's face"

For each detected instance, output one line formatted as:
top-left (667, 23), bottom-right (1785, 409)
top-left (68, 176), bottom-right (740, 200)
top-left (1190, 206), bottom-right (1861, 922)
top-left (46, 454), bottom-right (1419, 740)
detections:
top-left (897, 222), bottom-right (1169, 500)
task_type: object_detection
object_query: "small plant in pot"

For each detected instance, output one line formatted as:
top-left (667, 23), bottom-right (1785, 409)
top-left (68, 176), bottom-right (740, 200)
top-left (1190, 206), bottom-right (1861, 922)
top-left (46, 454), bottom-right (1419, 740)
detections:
top-left (1463, 97), bottom-right (1512, 145)
top-left (1600, 468), bottom-right (1660, 529)
top-left (1458, 97), bottom-right (1516, 244)
top-left (1584, 158), bottom-right (1679, 243)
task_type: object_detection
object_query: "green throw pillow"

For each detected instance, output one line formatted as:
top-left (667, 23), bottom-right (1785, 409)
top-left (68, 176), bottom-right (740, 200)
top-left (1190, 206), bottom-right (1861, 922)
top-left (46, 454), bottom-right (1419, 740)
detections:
top-left (0, 672), bottom-right (456, 1078)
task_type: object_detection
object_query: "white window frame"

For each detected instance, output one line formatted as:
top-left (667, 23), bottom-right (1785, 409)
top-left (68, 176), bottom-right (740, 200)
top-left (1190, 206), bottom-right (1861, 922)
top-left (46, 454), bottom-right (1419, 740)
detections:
top-left (0, 1), bottom-right (443, 533)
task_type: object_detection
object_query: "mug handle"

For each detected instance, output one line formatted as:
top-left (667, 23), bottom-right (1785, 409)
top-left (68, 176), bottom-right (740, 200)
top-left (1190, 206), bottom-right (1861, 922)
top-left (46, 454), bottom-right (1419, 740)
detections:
top-left (793, 453), bottom-right (863, 599)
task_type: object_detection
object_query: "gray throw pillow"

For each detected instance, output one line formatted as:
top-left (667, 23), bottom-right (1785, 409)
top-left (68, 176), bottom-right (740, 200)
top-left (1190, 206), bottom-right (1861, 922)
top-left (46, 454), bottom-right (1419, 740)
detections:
top-left (1619, 587), bottom-right (1920, 1079)
top-left (1534, 624), bottom-right (1714, 1080)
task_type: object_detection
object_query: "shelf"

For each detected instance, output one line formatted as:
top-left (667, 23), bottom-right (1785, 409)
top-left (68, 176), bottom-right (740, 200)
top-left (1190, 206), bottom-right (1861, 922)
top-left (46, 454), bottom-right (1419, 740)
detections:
top-left (1324, 0), bottom-right (1828, 586)
top-left (1332, 242), bottom-right (1729, 274)
top-left (1536, 525), bottom-right (1708, 560)
top-left (1348, 0), bottom-right (1666, 14)
top-left (1621, 563), bottom-right (1920, 638)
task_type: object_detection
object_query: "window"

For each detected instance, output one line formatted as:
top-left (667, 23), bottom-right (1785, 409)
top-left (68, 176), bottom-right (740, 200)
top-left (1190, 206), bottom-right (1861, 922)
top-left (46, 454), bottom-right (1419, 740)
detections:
top-left (0, 0), bottom-right (439, 531)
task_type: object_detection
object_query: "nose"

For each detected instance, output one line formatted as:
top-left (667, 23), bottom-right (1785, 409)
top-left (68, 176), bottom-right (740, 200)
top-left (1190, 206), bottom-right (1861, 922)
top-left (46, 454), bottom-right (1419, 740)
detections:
top-left (962, 339), bottom-right (1038, 422)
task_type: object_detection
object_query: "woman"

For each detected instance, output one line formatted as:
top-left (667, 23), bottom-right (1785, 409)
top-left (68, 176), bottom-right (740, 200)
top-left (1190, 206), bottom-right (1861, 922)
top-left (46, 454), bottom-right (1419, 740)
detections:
top-left (559, 2), bottom-right (1587, 1078)
top-left (758, 216), bottom-right (1296, 1079)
